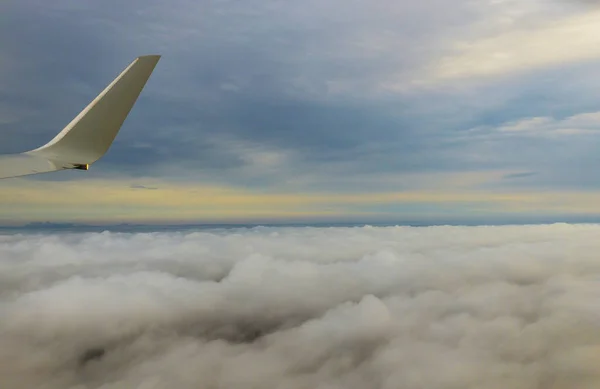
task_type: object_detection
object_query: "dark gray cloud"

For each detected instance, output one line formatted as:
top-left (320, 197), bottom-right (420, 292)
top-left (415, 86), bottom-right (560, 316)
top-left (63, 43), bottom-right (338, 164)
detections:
top-left (0, 0), bottom-right (476, 183)
top-left (503, 172), bottom-right (538, 180)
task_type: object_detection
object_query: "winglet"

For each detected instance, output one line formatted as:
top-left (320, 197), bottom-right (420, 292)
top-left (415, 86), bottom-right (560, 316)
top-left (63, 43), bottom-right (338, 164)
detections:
top-left (0, 55), bottom-right (160, 180)
top-left (28, 55), bottom-right (161, 165)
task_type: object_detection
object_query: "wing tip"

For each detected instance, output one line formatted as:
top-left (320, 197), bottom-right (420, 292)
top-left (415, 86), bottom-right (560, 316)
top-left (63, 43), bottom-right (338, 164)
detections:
top-left (137, 54), bottom-right (161, 63)
top-left (0, 54), bottom-right (162, 179)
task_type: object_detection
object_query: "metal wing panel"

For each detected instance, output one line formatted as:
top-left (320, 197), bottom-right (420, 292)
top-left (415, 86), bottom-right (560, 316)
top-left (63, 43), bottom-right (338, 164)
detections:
top-left (0, 154), bottom-right (65, 179)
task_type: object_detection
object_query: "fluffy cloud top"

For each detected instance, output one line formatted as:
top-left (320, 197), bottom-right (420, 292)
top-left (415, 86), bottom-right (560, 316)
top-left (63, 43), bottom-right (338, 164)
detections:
top-left (2, 224), bottom-right (600, 388)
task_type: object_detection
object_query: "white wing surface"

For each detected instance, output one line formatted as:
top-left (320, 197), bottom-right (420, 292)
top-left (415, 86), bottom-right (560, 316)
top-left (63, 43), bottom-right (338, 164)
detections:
top-left (0, 55), bottom-right (160, 179)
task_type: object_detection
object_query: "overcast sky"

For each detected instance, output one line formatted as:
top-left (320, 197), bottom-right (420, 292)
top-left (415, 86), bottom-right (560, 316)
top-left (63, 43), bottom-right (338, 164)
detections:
top-left (3, 0), bottom-right (600, 224)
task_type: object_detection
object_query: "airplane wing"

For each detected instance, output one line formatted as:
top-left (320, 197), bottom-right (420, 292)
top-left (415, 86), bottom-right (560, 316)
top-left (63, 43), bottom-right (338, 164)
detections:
top-left (0, 54), bottom-right (160, 179)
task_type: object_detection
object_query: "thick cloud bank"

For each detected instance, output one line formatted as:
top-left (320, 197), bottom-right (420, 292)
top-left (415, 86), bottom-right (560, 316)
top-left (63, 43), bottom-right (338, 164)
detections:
top-left (2, 224), bottom-right (600, 388)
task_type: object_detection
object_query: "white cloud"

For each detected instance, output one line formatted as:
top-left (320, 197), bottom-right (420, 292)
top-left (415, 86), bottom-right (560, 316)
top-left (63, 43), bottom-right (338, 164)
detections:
top-left (2, 224), bottom-right (600, 387)
top-left (432, 10), bottom-right (600, 80)
top-left (466, 111), bottom-right (600, 139)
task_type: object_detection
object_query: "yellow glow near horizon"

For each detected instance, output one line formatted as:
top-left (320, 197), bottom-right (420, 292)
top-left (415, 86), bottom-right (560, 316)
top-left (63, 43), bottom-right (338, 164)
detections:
top-left (2, 177), bottom-right (600, 223)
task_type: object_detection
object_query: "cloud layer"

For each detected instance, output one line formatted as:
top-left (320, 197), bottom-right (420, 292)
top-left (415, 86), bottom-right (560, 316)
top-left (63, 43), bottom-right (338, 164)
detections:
top-left (2, 224), bottom-right (600, 388)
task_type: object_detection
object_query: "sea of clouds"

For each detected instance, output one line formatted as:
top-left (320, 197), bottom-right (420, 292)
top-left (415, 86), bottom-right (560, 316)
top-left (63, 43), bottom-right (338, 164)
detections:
top-left (2, 224), bottom-right (600, 388)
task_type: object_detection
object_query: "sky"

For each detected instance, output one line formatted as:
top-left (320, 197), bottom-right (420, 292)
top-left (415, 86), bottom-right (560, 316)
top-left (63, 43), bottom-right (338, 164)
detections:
top-left (3, 0), bottom-right (600, 223)
top-left (4, 224), bottom-right (600, 388)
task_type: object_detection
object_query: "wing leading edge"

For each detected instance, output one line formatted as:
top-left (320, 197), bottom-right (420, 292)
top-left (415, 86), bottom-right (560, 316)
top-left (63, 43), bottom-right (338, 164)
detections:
top-left (0, 55), bottom-right (160, 179)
